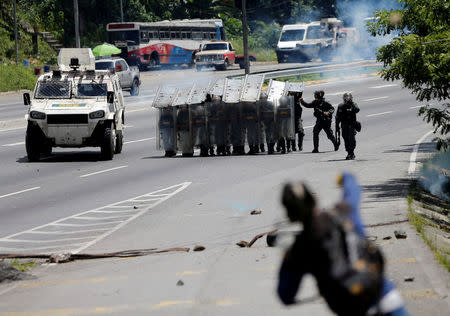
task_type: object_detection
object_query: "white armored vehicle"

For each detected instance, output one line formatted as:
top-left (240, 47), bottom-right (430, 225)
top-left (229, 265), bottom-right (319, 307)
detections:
top-left (23, 48), bottom-right (125, 161)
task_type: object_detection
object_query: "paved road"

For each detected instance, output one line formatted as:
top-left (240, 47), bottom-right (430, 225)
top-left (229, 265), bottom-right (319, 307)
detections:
top-left (0, 70), bottom-right (448, 315)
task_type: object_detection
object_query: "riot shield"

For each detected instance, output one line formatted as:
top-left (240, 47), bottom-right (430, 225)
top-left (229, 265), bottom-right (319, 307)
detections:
top-left (240, 75), bottom-right (265, 150)
top-left (275, 95), bottom-right (295, 141)
top-left (223, 78), bottom-right (245, 153)
top-left (209, 78), bottom-right (226, 97)
top-left (153, 86), bottom-right (177, 153)
top-left (259, 94), bottom-right (276, 150)
top-left (267, 79), bottom-right (287, 103)
top-left (187, 84), bottom-right (210, 153)
top-left (173, 86), bottom-right (194, 155)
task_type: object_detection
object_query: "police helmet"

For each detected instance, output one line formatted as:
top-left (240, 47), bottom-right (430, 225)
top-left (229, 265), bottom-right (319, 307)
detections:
top-left (343, 92), bottom-right (352, 102)
top-left (278, 96), bottom-right (289, 107)
top-left (314, 90), bottom-right (325, 99)
top-left (212, 95), bottom-right (221, 104)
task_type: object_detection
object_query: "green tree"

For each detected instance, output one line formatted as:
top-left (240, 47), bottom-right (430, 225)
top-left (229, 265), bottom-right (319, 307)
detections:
top-left (369, 0), bottom-right (450, 150)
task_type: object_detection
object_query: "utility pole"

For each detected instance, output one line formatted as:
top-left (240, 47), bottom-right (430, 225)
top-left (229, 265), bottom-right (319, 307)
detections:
top-left (13, 0), bottom-right (18, 65)
top-left (120, 0), bottom-right (124, 22)
top-left (73, 0), bottom-right (80, 48)
top-left (241, 0), bottom-right (250, 74)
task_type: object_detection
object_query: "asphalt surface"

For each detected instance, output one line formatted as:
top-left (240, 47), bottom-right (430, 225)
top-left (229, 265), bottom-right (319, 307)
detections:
top-left (0, 64), bottom-right (448, 315)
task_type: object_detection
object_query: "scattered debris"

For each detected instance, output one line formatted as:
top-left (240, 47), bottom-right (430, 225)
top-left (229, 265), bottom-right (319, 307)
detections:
top-left (404, 276), bottom-right (415, 282)
top-left (133, 206), bottom-right (138, 209)
top-left (176, 279), bottom-right (184, 286)
top-left (383, 236), bottom-right (392, 240)
top-left (193, 245), bottom-right (205, 252)
top-left (394, 230), bottom-right (408, 239)
top-left (365, 219), bottom-right (409, 228)
top-left (250, 209), bottom-right (262, 215)
top-left (198, 203), bottom-right (202, 205)
top-left (236, 241), bottom-right (249, 248)
top-left (0, 261), bottom-right (34, 283)
top-left (0, 247), bottom-right (190, 264)
top-left (367, 236), bottom-right (377, 242)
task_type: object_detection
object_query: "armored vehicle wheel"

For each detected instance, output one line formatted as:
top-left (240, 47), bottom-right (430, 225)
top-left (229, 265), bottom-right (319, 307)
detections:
top-left (101, 125), bottom-right (115, 160)
top-left (115, 130), bottom-right (123, 154)
top-left (25, 124), bottom-right (41, 162)
top-left (130, 79), bottom-right (140, 96)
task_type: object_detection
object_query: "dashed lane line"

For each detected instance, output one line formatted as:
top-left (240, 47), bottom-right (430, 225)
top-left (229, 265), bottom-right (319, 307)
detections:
top-left (366, 111), bottom-right (393, 117)
top-left (362, 96), bottom-right (389, 102)
top-left (409, 105), bottom-right (422, 109)
top-left (80, 165), bottom-right (128, 178)
top-left (0, 182), bottom-right (191, 254)
top-left (369, 84), bottom-right (398, 89)
top-left (326, 91), bottom-right (352, 96)
top-left (0, 187), bottom-right (40, 200)
top-left (124, 137), bottom-right (155, 144)
top-left (1, 141), bottom-right (24, 147)
top-left (408, 130), bottom-right (434, 175)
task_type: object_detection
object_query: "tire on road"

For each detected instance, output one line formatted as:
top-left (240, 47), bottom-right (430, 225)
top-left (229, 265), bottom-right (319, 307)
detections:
top-left (115, 129), bottom-right (123, 154)
top-left (25, 124), bottom-right (41, 162)
top-left (130, 78), bottom-right (140, 96)
top-left (101, 124), bottom-right (115, 160)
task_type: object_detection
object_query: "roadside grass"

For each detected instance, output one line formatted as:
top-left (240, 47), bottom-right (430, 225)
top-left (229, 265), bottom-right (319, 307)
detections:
top-left (10, 259), bottom-right (37, 272)
top-left (407, 182), bottom-right (450, 272)
top-left (0, 64), bottom-right (37, 92)
top-left (230, 38), bottom-right (277, 62)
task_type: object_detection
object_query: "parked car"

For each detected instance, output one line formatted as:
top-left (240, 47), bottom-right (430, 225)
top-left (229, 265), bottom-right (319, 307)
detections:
top-left (95, 57), bottom-right (141, 96)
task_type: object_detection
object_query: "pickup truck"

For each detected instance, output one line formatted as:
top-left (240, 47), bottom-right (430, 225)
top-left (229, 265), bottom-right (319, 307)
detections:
top-left (195, 41), bottom-right (236, 71)
top-left (95, 57), bottom-right (141, 96)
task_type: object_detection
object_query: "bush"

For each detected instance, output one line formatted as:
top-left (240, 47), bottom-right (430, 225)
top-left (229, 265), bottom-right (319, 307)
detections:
top-left (0, 64), bottom-right (37, 92)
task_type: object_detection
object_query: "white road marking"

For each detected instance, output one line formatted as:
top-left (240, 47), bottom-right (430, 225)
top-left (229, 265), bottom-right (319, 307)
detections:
top-left (370, 84), bottom-right (398, 89)
top-left (124, 137), bottom-right (155, 144)
top-left (123, 124), bottom-right (134, 128)
top-left (363, 96), bottom-right (389, 102)
top-left (366, 111), bottom-right (393, 117)
top-left (80, 165), bottom-right (128, 178)
top-left (2, 141), bottom-right (25, 147)
top-left (0, 126), bottom-right (26, 132)
top-left (409, 105), bottom-right (422, 109)
top-left (0, 182), bottom-right (191, 254)
top-left (327, 91), bottom-right (352, 96)
top-left (408, 130), bottom-right (434, 175)
top-left (304, 125), bottom-right (314, 129)
top-left (0, 187), bottom-right (40, 200)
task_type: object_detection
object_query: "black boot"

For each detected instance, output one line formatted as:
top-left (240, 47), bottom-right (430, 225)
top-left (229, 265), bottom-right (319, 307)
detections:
top-left (291, 140), bottom-right (296, 151)
top-left (268, 143), bottom-right (274, 155)
top-left (225, 146), bottom-right (231, 155)
top-left (260, 143), bottom-right (265, 152)
top-left (200, 145), bottom-right (208, 157)
top-left (286, 140), bottom-right (291, 152)
top-left (312, 148), bottom-right (319, 153)
top-left (334, 140), bottom-right (340, 151)
top-left (247, 146), bottom-right (256, 155)
top-left (298, 135), bottom-right (303, 151)
top-left (209, 147), bottom-right (215, 156)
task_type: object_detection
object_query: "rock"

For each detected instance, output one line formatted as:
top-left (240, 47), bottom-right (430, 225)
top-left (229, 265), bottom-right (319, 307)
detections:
top-left (394, 230), bottom-right (407, 239)
top-left (236, 241), bottom-right (249, 247)
top-left (404, 276), bottom-right (414, 282)
top-left (198, 203), bottom-right (202, 205)
top-left (367, 236), bottom-right (377, 241)
top-left (176, 279), bottom-right (184, 286)
top-left (48, 253), bottom-right (72, 263)
top-left (193, 245), bottom-right (205, 252)
top-left (250, 209), bottom-right (262, 215)
top-left (383, 236), bottom-right (392, 240)
top-left (266, 233), bottom-right (277, 247)
top-left (133, 206), bottom-right (138, 209)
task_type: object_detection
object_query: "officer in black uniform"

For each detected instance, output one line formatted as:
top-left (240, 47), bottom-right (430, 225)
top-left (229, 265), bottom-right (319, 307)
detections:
top-left (289, 91), bottom-right (305, 151)
top-left (159, 107), bottom-right (176, 157)
top-left (300, 90), bottom-right (339, 153)
top-left (335, 93), bottom-right (360, 160)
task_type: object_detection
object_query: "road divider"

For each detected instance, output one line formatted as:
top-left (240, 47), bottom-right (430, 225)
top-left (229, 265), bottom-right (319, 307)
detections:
top-left (0, 182), bottom-right (191, 254)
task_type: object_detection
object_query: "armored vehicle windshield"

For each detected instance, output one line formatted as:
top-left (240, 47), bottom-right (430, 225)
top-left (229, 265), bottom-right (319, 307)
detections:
top-left (77, 83), bottom-right (108, 97)
top-left (35, 81), bottom-right (72, 99)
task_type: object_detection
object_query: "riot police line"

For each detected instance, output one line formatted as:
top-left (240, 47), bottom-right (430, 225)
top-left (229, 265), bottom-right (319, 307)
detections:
top-left (153, 75), bottom-right (359, 159)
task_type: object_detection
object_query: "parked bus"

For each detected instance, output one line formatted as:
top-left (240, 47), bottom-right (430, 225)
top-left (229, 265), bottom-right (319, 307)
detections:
top-left (106, 19), bottom-right (226, 69)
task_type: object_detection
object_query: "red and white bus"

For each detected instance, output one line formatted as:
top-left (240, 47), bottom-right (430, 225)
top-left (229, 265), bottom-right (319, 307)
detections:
top-left (106, 19), bottom-right (226, 69)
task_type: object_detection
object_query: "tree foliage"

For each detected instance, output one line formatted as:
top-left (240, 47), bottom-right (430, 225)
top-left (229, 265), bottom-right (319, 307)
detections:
top-left (369, 0), bottom-right (450, 150)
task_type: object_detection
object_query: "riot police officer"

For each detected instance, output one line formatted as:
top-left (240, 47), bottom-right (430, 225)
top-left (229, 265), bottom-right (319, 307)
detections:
top-left (259, 93), bottom-right (276, 154)
top-left (300, 90), bottom-right (339, 153)
top-left (159, 107), bottom-right (176, 157)
top-left (335, 93), bottom-right (360, 160)
top-left (242, 101), bottom-right (259, 155)
top-left (177, 104), bottom-right (193, 157)
top-left (289, 91), bottom-right (305, 151)
top-left (276, 96), bottom-right (293, 154)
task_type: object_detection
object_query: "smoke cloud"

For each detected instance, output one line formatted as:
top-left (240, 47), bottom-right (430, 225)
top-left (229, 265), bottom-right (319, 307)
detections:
top-left (419, 150), bottom-right (450, 202)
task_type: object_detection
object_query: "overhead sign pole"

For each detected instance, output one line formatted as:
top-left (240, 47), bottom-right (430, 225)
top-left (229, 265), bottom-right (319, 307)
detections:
top-left (73, 0), bottom-right (80, 48)
top-left (241, 0), bottom-right (250, 74)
